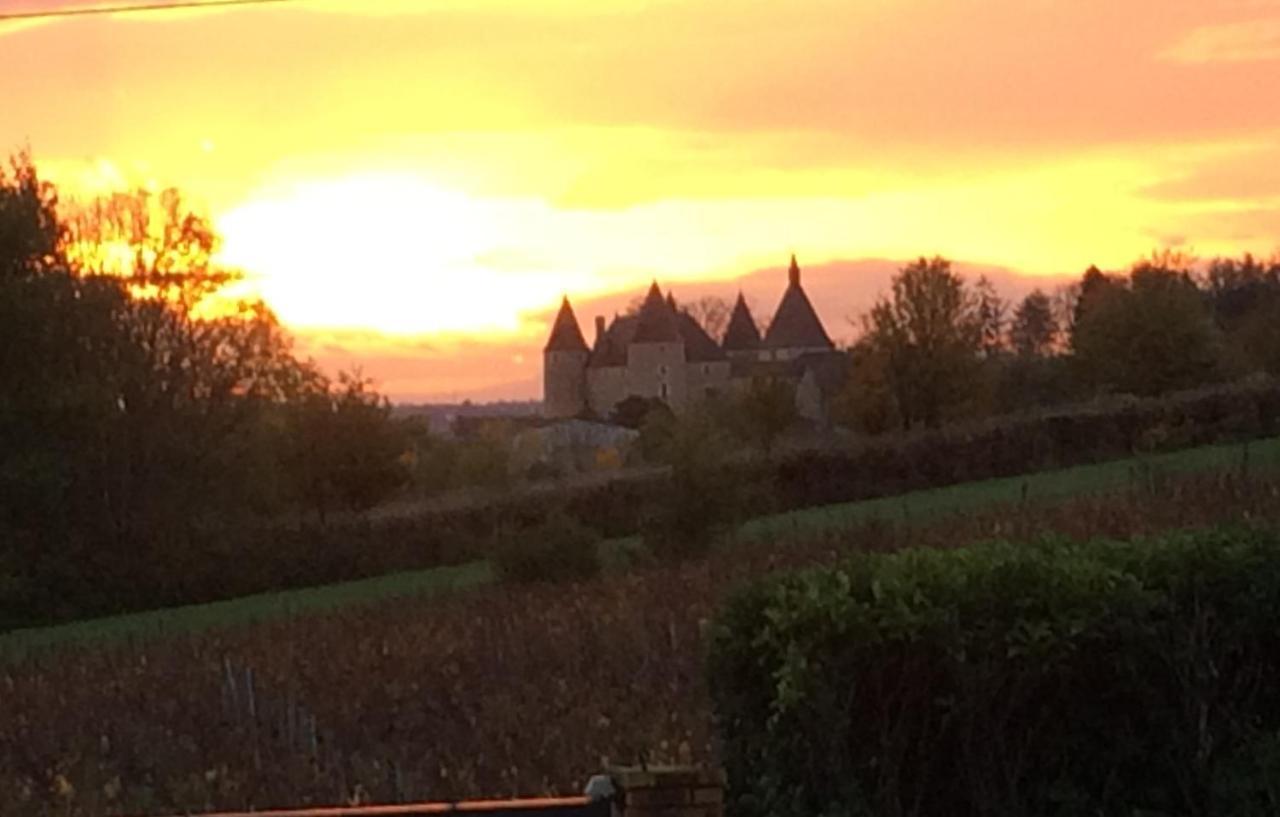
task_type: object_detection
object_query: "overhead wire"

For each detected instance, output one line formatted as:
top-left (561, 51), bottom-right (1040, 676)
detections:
top-left (0, 0), bottom-right (295, 23)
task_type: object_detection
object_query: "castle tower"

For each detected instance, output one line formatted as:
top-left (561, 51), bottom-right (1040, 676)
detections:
top-left (761, 255), bottom-right (834, 361)
top-left (543, 296), bottom-right (590, 418)
top-left (722, 291), bottom-right (762, 360)
top-left (627, 282), bottom-right (689, 408)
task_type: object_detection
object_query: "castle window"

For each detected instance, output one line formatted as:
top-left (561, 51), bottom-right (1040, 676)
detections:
top-left (702, 364), bottom-right (710, 375)
top-left (658, 364), bottom-right (669, 376)
top-left (659, 383), bottom-right (669, 400)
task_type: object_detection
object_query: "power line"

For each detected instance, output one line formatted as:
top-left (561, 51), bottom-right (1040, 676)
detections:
top-left (0, 0), bottom-right (295, 23)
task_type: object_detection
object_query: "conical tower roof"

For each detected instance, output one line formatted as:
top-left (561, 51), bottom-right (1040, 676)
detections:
top-left (633, 281), bottom-right (681, 343)
top-left (762, 256), bottom-right (833, 350)
top-left (722, 292), bottom-right (762, 351)
top-left (544, 296), bottom-right (589, 352)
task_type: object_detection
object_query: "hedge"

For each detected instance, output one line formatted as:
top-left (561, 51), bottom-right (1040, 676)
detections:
top-left (707, 526), bottom-right (1280, 817)
top-left (10, 378), bottom-right (1280, 627)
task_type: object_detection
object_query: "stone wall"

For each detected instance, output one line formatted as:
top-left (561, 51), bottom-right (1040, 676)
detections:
top-left (607, 766), bottom-right (724, 817)
top-left (544, 349), bottom-right (589, 418)
top-left (626, 342), bottom-right (689, 410)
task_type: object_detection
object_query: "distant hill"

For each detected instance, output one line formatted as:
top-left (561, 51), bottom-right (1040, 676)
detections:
top-left (393, 399), bottom-right (541, 434)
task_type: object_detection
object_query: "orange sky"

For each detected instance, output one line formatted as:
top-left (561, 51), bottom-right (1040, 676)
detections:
top-left (3, 0), bottom-right (1279, 400)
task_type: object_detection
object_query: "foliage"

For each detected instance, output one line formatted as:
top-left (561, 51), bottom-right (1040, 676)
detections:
top-left (860, 256), bottom-right (983, 429)
top-left (491, 511), bottom-right (601, 583)
top-left (5, 464), bottom-right (1280, 815)
top-left (1008, 288), bottom-right (1058, 357)
top-left (726, 378), bottom-right (799, 452)
top-left (284, 371), bottom-right (412, 520)
top-left (640, 406), bottom-right (749, 559)
top-left (609, 394), bottom-right (671, 431)
top-left (0, 149), bottom-right (62, 280)
top-left (0, 153), bottom-right (407, 626)
top-left (709, 526), bottom-right (1280, 817)
top-left (1072, 256), bottom-right (1226, 396)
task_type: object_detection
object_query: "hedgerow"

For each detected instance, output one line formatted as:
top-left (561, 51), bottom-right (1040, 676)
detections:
top-left (2, 469), bottom-right (1279, 815)
top-left (708, 526), bottom-right (1280, 817)
top-left (8, 377), bottom-right (1280, 629)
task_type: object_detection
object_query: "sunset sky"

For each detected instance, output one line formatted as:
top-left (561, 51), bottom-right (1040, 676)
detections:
top-left (3, 0), bottom-right (1279, 400)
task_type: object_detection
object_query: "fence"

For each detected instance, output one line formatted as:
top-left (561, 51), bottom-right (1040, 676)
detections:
top-left (154, 766), bottom-right (724, 817)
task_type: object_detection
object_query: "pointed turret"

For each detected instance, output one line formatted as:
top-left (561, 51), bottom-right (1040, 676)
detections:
top-left (722, 291), bottom-right (762, 352)
top-left (544, 296), bottom-right (590, 353)
top-left (633, 281), bottom-right (681, 343)
top-left (543, 296), bottom-right (590, 417)
top-left (763, 255), bottom-right (834, 351)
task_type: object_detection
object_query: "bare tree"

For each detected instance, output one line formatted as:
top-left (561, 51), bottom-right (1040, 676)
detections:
top-left (684, 295), bottom-right (733, 341)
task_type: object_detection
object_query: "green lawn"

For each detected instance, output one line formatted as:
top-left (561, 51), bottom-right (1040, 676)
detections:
top-left (3, 437), bottom-right (1276, 661)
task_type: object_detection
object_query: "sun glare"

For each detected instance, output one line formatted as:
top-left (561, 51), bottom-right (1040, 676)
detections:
top-left (216, 174), bottom-right (552, 338)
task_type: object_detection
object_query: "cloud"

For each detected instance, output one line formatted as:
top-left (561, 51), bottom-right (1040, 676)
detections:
top-left (1161, 18), bottom-right (1280, 62)
top-left (1139, 138), bottom-right (1280, 201)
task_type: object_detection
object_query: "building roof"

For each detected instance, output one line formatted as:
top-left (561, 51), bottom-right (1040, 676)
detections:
top-left (632, 281), bottom-right (682, 343)
top-left (588, 314), bottom-right (638, 368)
top-left (544, 296), bottom-right (590, 353)
top-left (676, 311), bottom-right (727, 362)
top-left (762, 256), bottom-right (834, 350)
top-left (722, 292), bottom-right (762, 351)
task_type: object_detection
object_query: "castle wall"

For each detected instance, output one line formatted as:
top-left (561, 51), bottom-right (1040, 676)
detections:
top-left (626, 342), bottom-right (689, 410)
top-left (759, 346), bottom-right (832, 363)
top-left (586, 366), bottom-right (628, 419)
top-left (796, 367), bottom-right (825, 423)
top-left (687, 360), bottom-right (732, 402)
top-left (543, 350), bottom-right (589, 418)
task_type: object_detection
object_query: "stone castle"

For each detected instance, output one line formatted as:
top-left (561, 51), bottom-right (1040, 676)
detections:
top-left (543, 255), bottom-right (845, 421)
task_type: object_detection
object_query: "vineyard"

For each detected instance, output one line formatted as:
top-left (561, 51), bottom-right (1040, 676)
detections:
top-left (4, 464), bottom-right (1280, 817)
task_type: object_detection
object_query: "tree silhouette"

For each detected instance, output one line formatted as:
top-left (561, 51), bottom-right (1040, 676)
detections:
top-left (1009, 289), bottom-right (1058, 357)
top-left (860, 256), bottom-right (982, 429)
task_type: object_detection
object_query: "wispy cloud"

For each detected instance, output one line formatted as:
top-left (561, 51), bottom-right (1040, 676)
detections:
top-left (1162, 18), bottom-right (1280, 62)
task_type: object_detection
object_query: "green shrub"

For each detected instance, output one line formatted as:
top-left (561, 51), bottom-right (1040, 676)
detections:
top-left (491, 511), bottom-right (601, 583)
top-left (640, 407), bottom-right (750, 560)
top-left (708, 527), bottom-right (1280, 817)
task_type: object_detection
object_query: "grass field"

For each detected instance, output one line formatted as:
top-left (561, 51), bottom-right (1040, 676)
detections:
top-left (3, 436), bottom-right (1276, 660)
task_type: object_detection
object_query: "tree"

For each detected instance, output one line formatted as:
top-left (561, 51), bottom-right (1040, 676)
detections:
top-left (640, 404), bottom-right (745, 559)
top-left (727, 378), bottom-right (798, 452)
top-left (285, 372), bottom-right (411, 521)
top-left (859, 256), bottom-right (982, 429)
top-left (0, 152), bottom-right (406, 622)
top-left (684, 295), bottom-right (733, 341)
top-left (0, 150), bottom-right (62, 280)
top-left (973, 275), bottom-right (1008, 357)
top-left (829, 342), bottom-right (899, 434)
top-left (610, 395), bottom-right (671, 430)
top-left (1009, 289), bottom-right (1058, 357)
top-left (1070, 257), bottom-right (1223, 396)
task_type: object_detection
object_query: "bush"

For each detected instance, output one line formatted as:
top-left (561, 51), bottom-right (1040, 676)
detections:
top-left (708, 527), bottom-right (1280, 817)
top-left (639, 407), bottom-right (749, 560)
top-left (491, 511), bottom-right (601, 583)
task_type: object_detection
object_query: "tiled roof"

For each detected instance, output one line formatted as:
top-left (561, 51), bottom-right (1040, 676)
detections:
top-left (632, 281), bottom-right (682, 343)
top-left (722, 292), bottom-right (762, 351)
top-left (544, 297), bottom-right (589, 353)
top-left (762, 257), bottom-right (834, 350)
top-left (677, 312), bottom-right (727, 362)
top-left (588, 315), bottom-right (638, 368)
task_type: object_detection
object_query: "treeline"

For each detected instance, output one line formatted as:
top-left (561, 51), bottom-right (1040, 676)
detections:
top-left (0, 154), bottom-right (415, 628)
top-left (834, 252), bottom-right (1280, 431)
top-left (6, 144), bottom-right (1280, 626)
